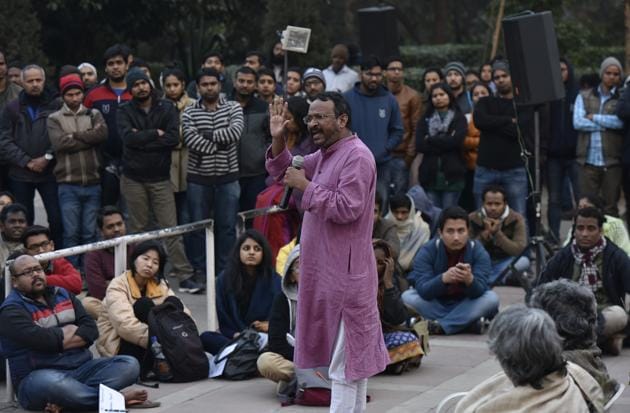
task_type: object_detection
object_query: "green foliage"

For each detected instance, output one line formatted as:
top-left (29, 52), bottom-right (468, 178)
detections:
top-left (0, 0), bottom-right (48, 66)
top-left (400, 44), bottom-right (486, 69)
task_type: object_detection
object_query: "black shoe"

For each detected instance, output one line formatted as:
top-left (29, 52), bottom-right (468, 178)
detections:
top-left (428, 320), bottom-right (445, 335)
top-left (467, 317), bottom-right (488, 335)
top-left (179, 278), bottom-right (204, 294)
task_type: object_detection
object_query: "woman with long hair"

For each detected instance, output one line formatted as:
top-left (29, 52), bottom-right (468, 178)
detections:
top-left (416, 82), bottom-right (468, 208)
top-left (200, 229), bottom-right (281, 353)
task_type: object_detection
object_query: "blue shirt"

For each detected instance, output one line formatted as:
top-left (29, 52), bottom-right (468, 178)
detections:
top-left (573, 86), bottom-right (624, 166)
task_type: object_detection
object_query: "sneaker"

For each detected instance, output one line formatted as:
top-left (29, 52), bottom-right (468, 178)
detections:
top-left (427, 320), bottom-right (445, 335)
top-left (179, 278), bottom-right (204, 294)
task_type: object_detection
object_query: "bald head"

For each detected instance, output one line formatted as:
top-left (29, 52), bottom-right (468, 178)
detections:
top-left (10, 254), bottom-right (47, 296)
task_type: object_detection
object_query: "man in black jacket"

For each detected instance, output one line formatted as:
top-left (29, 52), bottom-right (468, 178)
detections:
top-left (538, 207), bottom-right (630, 355)
top-left (0, 65), bottom-right (63, 247)
top-left (473, 61), bottom-right (532, 217)
top-left (118, 68), bottom-right (202, 294)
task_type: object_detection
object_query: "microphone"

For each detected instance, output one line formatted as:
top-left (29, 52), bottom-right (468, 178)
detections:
top-left (279, 155), bottom-right (304, 209)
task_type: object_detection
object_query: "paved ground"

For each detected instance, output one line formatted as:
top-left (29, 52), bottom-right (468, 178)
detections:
top-left (2, 192), bottom-right (623, 412)
top-left (0, 286), bottom-right (627, 412)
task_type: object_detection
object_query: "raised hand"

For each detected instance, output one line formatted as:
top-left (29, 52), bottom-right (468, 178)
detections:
top-left (269, 96), bottom-right (289, 140)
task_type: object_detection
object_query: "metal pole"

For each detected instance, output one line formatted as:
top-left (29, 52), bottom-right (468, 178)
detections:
top-left (4, 265), bottom-right (13, 401)
top-left (205, 225), bottom-right (217, 331)
top-left (114, 240), bottom-right (127, 278)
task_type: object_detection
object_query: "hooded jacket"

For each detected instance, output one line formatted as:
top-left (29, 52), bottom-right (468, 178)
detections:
top-left (343, 84), bottom-right (403, 164)
top-left (267, 245), bottom-right (300, 360)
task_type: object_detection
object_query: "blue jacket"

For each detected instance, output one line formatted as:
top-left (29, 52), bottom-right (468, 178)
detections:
top-left (215, 270), bottom-right (282, 339)
top-left (0, 287), bottom-right (97, 390)
top-left (410, 238), bottom-right (491, 301)
top-left (343, 84), bottom-right (403, 164)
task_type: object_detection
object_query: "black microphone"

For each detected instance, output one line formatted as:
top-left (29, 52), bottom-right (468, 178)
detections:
top-left (279, 155), bottom-right (304, 209)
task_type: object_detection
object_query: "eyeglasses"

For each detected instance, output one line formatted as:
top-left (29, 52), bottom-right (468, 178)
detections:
top-left (303, 113), bottom-right (337, 124)
top-left (26, 240), bottom-right (53, 252)
top-left (14, 266), bottom-right (45, 278)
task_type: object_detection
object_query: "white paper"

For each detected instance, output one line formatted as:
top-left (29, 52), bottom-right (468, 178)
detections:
top-left (99, 384), bottom-right (126, 413)
top-left (208, 342), bottom-right (238, 378)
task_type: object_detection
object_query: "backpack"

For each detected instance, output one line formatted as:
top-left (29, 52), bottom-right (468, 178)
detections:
top-left (294, 367), bottom-right (332, 406)
top-left (147, 297), bottom-right (209, 382)
top-left (215, 328), bottom-right (262, 380)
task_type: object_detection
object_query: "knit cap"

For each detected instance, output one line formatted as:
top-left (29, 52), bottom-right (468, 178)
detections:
top-left (600, 56), bottom-right (623, 78)
top-left (78, 62), bottom-right (98, 78)
top-left (59, 74), bottom-right (84, 95)
top-left (303, 67), bottom-right (326, 86)
top-left (126, 67), bottom-right (152, 91)
top-left (444, 61), bottom-right (466, 78)
top-left (492, 60), bottom-right (510, 75)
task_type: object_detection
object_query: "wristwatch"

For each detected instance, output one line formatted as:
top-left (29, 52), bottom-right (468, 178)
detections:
top-left (44, 153), bottom-right (54, 161)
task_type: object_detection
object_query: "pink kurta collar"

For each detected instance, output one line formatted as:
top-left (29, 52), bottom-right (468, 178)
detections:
top-left (321, 134), bottom-right (357, 157)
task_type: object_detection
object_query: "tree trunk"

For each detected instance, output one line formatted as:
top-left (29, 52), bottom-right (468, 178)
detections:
top-left (491, 0), bottom-right (506, 59)
top-left (432, 0), bottom-right (449, 43)
top-left (625, 0), bottom-right (630, 71)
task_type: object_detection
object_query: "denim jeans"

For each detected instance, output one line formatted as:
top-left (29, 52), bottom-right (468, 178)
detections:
top-left (58, 184), bottom-right (101, 264)
top-left (10, 179), bottom-right (63, 248)
top-left (377, 157), bottom-right (409, 212)
top-left (547, 158), bottom-right (580, 239)
top-left (402, 289), bottom-right (499, 334)
top-left (187, 180), bottom-right (240, 274)
top-left (17, 355), bottom-right (139, 411)
top-left (427, 190), bottom-right (461, 209)
top-left (473, 166), bottom-right (528, 216)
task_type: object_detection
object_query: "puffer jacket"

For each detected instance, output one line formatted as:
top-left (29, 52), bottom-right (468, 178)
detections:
top-left (96, 271), bottom-right (188, 356)
top-left (47, 104), bottom-right (108, 185)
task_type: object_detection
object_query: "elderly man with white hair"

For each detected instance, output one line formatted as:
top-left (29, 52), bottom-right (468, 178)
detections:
top-left (455, 305), bottom-right (605, 413)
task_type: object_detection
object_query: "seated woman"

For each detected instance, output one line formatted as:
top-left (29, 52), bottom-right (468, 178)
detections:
top-left (96, 240), bottom-right (189, 370)
top-left (529, 279), bottom-right (620, 403)
top-left (385, 193), bottom-right (430, 275)
top-left (257, 245), bottom-right (300, 384)
top-left (563, 194), bottom-right (630, 254)
top-left (455, 305), bottom-right (604, 413)
top-left (201, 229), bottom-right (282, 354)
top-left (373, 240), bottom-right (423, 374)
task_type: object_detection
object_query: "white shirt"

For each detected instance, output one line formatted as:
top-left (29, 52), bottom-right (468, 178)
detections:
top-left (323, 65), bottom-right (359, 93)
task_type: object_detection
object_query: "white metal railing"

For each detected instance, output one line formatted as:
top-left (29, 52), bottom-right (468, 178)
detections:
top-left (2, 218), bottom-right (215, 401)
top-left (236, 205), bottom-right (285, 236)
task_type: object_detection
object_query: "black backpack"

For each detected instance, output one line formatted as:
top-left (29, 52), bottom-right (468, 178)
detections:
top-left (147, 297), bottom-right (209, 382)
top-left (215, 328), bottom-right (262, 380)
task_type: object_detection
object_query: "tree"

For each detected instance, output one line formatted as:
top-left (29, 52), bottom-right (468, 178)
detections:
top-left (0, 0), bottom-right (47, 66)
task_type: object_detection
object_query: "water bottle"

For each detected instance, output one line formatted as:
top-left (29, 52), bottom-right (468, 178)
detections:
top-left (150, 336), bottom-right (173, 381)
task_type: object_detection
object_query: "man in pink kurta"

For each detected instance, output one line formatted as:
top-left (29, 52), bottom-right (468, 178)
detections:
top-left (266, 92), bottom-right (389, 412)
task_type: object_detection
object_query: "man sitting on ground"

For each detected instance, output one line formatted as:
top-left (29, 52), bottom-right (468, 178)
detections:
top-left (469, 184), bottom-right (530, 286)
top-left (83, 205), bottom-right (132, 319)
top-left (0, 254), bottom-right (152, 412)
top-left (22, 225), bottom-right (82, 295)
top-left (0, 203), bottom-right (28, 270)
top-left (402, 206), bottom-right (499, 335)
top-left (538, 207), bottom-right (630, 355)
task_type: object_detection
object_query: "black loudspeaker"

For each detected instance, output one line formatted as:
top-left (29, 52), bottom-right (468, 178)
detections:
top-left (357, 6), bottom-right (400, 63)
top-left (502, 11), bottom-right (565, 105)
